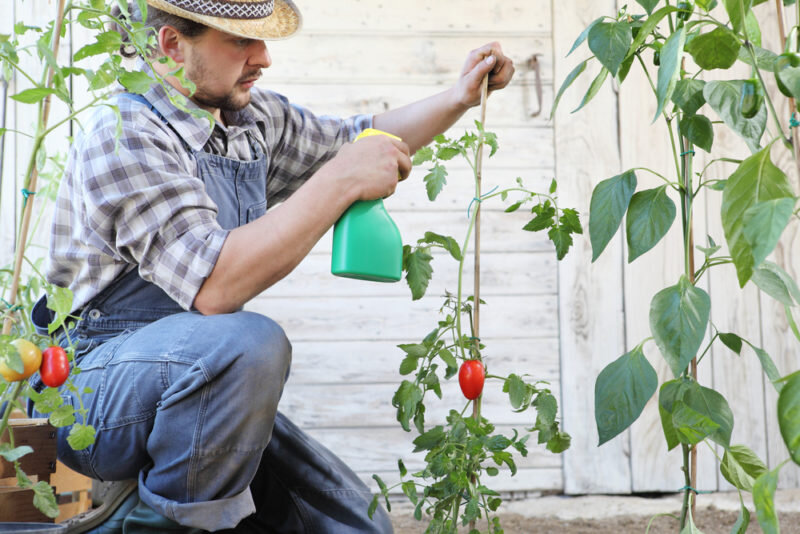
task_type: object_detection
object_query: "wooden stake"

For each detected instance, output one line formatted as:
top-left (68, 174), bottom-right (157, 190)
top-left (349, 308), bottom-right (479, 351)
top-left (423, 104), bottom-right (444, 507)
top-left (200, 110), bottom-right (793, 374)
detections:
top-left (2, 0), bottom-right (66, 336)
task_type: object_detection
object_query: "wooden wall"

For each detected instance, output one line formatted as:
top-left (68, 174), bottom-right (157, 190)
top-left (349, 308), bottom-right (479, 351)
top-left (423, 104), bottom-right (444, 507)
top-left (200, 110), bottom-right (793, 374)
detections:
top-left (1, 0), bottom-right (797, 499)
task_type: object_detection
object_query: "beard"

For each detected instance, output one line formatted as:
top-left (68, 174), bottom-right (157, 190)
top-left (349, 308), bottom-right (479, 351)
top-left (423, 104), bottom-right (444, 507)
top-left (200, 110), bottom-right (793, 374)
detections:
top-left (185, 58), bottom-right (258, 112)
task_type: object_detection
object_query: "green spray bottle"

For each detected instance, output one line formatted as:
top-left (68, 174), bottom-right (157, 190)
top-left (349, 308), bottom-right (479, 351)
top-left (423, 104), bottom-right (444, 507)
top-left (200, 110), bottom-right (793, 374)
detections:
top-left (331, 128), bottom-right (403, 282)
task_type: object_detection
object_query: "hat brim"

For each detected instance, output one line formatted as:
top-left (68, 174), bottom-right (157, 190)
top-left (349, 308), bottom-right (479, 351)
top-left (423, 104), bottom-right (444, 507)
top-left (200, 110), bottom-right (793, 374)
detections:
top-left (146, 0), bottom-right (302, 41)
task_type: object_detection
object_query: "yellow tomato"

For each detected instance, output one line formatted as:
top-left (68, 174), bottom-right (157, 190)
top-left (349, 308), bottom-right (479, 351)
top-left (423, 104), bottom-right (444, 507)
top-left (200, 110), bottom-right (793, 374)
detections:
top-left (0, 339), bottom-right (43, 382)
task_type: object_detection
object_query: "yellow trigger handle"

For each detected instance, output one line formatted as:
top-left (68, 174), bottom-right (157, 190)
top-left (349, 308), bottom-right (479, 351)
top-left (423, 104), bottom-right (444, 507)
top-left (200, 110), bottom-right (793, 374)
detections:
top-left (354, 128), bottom-right (405, 181)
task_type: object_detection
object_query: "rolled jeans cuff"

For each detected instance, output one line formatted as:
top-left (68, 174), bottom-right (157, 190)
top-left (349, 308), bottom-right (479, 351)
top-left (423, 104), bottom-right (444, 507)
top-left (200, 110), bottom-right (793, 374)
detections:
top-left (138, 471), bottom-right (256, 530)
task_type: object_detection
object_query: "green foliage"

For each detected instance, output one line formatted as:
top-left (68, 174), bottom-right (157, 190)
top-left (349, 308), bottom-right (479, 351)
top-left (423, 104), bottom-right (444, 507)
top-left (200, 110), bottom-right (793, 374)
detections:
top-left (557, 4), bottom-right (800, 526)
top-left (382, 126), bottom-right (579, 531)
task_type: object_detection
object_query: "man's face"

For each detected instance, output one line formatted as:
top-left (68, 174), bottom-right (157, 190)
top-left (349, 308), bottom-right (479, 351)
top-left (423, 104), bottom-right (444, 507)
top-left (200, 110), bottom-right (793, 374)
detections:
top-left (181, 28), bottom-right (271, 113)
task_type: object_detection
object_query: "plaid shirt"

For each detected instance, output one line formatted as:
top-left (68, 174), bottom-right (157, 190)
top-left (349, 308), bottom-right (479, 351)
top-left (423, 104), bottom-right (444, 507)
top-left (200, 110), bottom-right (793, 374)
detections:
top-left (47, 78), bottom-right (372, 312)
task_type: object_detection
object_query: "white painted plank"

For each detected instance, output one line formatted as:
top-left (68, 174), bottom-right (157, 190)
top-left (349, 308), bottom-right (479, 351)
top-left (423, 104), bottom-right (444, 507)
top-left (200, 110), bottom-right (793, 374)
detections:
top-left (554, 0), bottom-right (631, 494)
top-left (0, 4), bottom-right (17, 267)
top-left (299, 1), bottom-right (551, 34)
top-left (265, 35), bottom-right (552, 85)
top-left (247, 294), bottom-right (558, 342)
top-left (288, 338), bottom-right (560, 385)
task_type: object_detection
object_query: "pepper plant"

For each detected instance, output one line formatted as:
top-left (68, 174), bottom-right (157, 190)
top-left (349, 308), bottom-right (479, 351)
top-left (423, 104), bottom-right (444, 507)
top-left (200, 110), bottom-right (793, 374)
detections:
top-left (0, 0), bottom-right (209, 517)
top-left (555, 0), bottom-right (800, 531)
top-left (369, 124), bottom-right (580, 533)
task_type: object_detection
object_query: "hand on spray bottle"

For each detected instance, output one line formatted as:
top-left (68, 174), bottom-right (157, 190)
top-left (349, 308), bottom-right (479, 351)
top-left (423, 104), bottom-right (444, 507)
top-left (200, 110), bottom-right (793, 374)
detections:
top-left (328, 130), bottom-right (411, 201)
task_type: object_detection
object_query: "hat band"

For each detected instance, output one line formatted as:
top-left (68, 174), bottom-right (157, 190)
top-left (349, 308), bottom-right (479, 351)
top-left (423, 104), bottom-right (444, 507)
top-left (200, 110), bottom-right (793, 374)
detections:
top-left (169, 0), bottom-right (274, 20)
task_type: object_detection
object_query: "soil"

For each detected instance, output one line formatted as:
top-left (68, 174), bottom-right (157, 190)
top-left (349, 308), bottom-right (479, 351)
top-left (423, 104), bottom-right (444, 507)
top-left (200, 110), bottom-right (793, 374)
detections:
top-left (388, 490), bottom-right (800, 533)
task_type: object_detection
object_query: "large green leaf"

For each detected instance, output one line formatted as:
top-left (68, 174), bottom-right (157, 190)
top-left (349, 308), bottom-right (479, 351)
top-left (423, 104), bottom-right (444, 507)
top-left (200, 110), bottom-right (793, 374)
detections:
top-left (650, 275), bottom-right (711, 378)
top-left (403, 246), bottom-right (433, 300)
top-left (654, 27), bottom-right (687, 122)
top-left (659, 379), bottom-right (692, 450)
top-left (721, 146), bottom-right (794, 286)
top-left (721, 444), bottom-right (768, 491)
top-left (778, 371), bottom-right (800, 464)
top-left (568, 17), bottom-right (604, 56)
top-left (672, 79), bottom-right (706, 115)
top-left (753, 466), bottom-right (780, 534)
top-left (118, 70), bottom-right (153, 94)
top-left (551, 60), bottom-right (587, 118)
top-left (594, 346), bottom-right (658, 445)
top-left (752, 260), bottom-right (800, 307)
top-left (743, 198), bottom-right (795, 269)
top-left (11, 87), bottom-right (56, 104)
top-left (678, 114), bottom-right (714, 153)
top-left (682, 382), bottom-right (734, 448)
top-left (671, 400), bottom-right (720, 445)
top-left (588, 22), bottom-right (632, 76)
top-left (626, 185), bottom-right (676, 262)
top-left (703, 80), bottom-right (766, 152)
top-left (589, 171), bottom-right (637, 261)
top-left (722, 0), bottom-right (754, 34)
top-left (572, 67), bottom-right (609, 113)
top-left (685, 27), bottom-right (741, 70)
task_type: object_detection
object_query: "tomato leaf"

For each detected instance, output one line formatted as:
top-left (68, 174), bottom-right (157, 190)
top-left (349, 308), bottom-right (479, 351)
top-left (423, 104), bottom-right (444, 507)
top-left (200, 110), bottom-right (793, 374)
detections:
top-left (424, 164), bottom-right (448, 201)
top-left (589, 171), bottom-right (637, 262)
top-left (419, 231), bottom-right (461, 261)
top-left (66, 423), bottom-right (96, 450)
top-left (594, 345), bottom-right (658, 445)
top-left (412, 146), bottom-right (434, 165)
top-left (403, 246), bottom-right (433, 301)
top-left (650, 276), bottom-right (710, 378)
top-left (548, 224), bottom-right (574, 260)
top-left (32, 480), bottom-right (60, 518)
top-left (10, 87), bottom-right (56, 104)
top-left (118, 70), bottom-right (153, 94)
top-left (778, 371), bottom-right (800, 465)
top-left (626, 185), bottom-right (676, 262)
top-left (0, 444), bottom-right (33, 463)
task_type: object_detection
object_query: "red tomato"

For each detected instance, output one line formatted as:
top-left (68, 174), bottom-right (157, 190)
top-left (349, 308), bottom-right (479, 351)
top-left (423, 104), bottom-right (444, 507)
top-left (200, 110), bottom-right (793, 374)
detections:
top-left (40, 346), bottom-right (70, 388)
top-left (458, 360), bottom-right (485, 400)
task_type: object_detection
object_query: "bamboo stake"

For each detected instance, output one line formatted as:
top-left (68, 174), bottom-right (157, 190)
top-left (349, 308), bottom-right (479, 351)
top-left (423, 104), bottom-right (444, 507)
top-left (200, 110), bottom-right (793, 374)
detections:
top-left (2, 0), bottom-right (67, 336)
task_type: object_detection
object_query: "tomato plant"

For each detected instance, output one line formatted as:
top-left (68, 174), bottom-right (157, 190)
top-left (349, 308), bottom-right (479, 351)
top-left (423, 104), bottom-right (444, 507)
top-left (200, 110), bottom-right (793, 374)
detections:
top-left (458, 360), bottom-right (484, 400)
top-left (369, 125), bottom-right (578, 533)
top-left (556, 1), bottom-right (800, 531)
top-left (40, 346), bottom-right (70, 388)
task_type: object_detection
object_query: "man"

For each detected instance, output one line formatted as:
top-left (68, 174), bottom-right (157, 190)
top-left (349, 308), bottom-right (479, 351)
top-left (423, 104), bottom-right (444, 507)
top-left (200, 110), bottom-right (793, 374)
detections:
top-left (33, 0), bottom-right (514, 531)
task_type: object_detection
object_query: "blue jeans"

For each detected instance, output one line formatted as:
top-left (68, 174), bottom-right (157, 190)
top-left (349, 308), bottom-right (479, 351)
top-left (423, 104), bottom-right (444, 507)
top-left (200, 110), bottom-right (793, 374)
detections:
top-left (35, 310), bottom-right (392, 532)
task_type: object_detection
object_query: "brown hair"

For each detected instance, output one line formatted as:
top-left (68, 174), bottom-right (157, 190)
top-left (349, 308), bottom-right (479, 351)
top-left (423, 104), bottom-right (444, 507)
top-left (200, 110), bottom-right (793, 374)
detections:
top-left (111, 3), bottom-right (208, 58)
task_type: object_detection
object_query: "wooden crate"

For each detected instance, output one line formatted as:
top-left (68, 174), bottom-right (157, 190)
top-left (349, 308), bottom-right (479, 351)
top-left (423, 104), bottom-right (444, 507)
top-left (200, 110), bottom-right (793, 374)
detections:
top-left (0, 418), bottom-right (58, 523)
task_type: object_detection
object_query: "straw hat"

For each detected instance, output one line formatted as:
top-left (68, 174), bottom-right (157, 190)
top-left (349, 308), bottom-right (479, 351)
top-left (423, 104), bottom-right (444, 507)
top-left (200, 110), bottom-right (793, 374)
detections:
top-left (146, 0), bottom-right (302, 40)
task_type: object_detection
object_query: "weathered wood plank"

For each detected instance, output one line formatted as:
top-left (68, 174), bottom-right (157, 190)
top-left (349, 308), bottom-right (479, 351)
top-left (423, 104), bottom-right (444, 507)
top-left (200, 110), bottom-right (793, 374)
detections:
top-left (299, 1), bottom-right (551, 34)
top-left (288, 338), bottom-right (560, 385)
top-left (0, 5), bottom-right (17, 266)
top-left (247, 294), bottom-right (558, 342)
top-left (265, 35), bottom-right (552, 84)
top-left (554, 0), bottom-right (631, 494)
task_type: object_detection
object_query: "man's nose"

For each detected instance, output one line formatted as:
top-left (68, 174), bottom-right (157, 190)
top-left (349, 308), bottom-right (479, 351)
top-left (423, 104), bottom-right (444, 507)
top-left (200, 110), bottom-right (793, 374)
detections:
top-left (249, 41), bottom-right (271, 68)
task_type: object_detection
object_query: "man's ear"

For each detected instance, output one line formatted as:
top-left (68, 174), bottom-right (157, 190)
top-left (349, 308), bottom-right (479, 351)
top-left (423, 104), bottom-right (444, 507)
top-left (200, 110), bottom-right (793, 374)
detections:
top-left (158, 26), bottom-right (185, 63)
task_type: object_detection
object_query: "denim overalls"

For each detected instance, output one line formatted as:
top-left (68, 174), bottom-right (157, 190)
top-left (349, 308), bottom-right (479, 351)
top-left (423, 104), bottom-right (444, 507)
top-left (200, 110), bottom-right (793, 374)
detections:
top-left (31, 93), bottom-right (392, 533)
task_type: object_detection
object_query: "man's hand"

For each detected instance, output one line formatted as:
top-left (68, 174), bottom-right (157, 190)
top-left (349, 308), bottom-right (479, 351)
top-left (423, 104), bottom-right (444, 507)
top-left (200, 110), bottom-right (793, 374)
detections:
top-left (454, 42), bottom-right (515, 109)
top-left (325, 135), bottom-right (412, 201)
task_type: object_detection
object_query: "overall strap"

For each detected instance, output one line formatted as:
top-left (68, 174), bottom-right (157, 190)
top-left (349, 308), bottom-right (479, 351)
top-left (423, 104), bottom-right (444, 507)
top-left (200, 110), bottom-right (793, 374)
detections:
top-left (117, 92), bottom-right (193, 153)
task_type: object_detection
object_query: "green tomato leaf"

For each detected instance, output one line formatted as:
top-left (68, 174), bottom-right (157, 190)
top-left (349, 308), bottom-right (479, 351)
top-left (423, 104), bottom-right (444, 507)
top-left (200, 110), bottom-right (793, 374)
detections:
top-left (46, 285), bottom-right (74, 334)
top-left (678, 114), bottom-right (714, 153)
top-left (653, 27), bottom-right (686, 122)
top-left (548, 224), bottom-right (574, 260)
top-left (650, 275), bottom-right (711, 378)
top-left (721, 146), bottom-right (794, 286)
top-left (504, 374), bottom-right (529, 410)
top-left (399, 356), bottom-right (419, 375)
top-left (66, 423), bottom-right (96, 450)
top-left (672, 79), bottom-right (707, 115)
top-left (32, 480), bottom-right (60, 518)
top-left (626, 185), bottom-right (677, 262)
top-left (722, 0), bottom-right (754, 34)
top-left (118, 70), bottom-right (153, 95)
top-left (721, 444), bottom-right (767, 492)
top-left (10, 87), bottom-right (56, 104)
top-left (682, 382), bottom-right (734, 448)
top-left (412, 425), bottom-right (446, 452)
top-left (589, 170), bottom-right (637, 262)
top-left (392, 380), bottom-right (423, 432)
top-left (403, 246), bottom-right (433, 300)
top-left (704, 80), bottom-right (766, 152)
top-left (424, 163), bottom-right (448, 201)
top-left (685, 27), bottom-right (741, 70)
top-left (572, 67), bottom-right (609, 114)
top-left (552, 60), bottom-right (587, 118)
top-left (778, 371), bottom-right (800, 464)
top-left (588, 22), bottom-right (632, 76)
top-left (753, 466), bottom-right (780, 534)
top-left (73, 31), bottom-right (122, 61)
top-left (412, 146), bottom-right (434, 165)
top-left (0, 444), bottom-right (33, 463)
top-left (594, 345), bottom-right (658, 445)
top-left (420, 231), bottom-right (461, 261)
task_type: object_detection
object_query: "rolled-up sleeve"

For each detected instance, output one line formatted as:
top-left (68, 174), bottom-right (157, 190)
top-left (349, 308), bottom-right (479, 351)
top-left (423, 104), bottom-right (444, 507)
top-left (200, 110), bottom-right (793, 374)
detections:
top-left (78, 114), bottom-right (228, 310)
